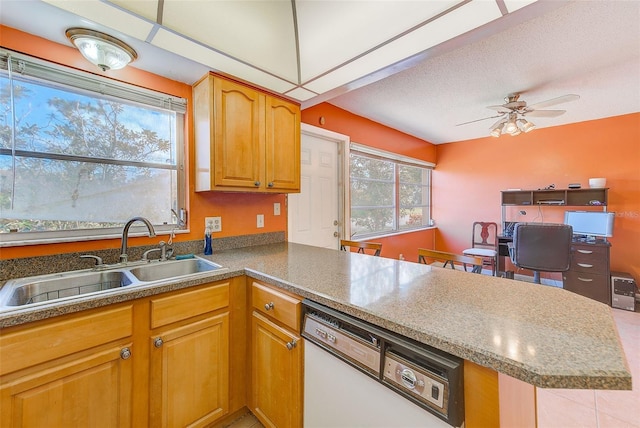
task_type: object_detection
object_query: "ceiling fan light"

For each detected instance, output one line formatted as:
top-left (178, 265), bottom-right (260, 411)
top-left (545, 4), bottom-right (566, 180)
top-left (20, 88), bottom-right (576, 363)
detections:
top-left (490, 122), bottom-right (505, 138)
top-left (66, 28), bottom-right (137, 71)
top-left (519, 119), bottom-right (536, 133)
top-left (504, 121), bottom-right (518, 134)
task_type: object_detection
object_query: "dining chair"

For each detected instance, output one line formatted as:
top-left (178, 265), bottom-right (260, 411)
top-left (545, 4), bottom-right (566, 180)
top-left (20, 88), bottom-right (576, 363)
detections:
top-left (339, 240), bottom-right (382, 256)
top-left (417, 248), bottom-right (483, 273)
top-left (509, 222), bottom-right (573, 284)
top-left (463, 222), bottom-right (498, 275)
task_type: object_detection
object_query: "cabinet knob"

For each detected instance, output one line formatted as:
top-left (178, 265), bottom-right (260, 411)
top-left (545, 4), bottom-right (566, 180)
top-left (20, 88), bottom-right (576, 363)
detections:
top-left (268, 182), bottom-right (274, 188)
top-left (120, 347), bottom-right (132, 360)
top-left (264, 302), bottom-right (275, 311)
top-left (154, 337), bottom-right (164, 348)
top-left (254, 181), bottom-right (261, 187)
top-left (286, 339), bottom-right (297, 350)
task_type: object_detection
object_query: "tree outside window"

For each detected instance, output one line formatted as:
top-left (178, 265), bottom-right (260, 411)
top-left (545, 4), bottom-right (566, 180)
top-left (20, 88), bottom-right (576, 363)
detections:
top-left (350, 150), bottom-right (431, 238)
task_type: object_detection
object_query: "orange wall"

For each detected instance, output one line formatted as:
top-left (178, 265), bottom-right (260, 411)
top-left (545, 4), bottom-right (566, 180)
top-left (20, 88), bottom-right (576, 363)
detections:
top-left (434, 113), bottom-right (640, 279)
top-left (302, 103), bottom-right (437, 261)
top-left (1, 26), bottom-right (286, 260)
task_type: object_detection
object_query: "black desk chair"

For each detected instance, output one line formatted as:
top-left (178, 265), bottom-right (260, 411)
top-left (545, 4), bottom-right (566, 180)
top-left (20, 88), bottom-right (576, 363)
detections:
top-left (509, 223), bottom-right (573, 284)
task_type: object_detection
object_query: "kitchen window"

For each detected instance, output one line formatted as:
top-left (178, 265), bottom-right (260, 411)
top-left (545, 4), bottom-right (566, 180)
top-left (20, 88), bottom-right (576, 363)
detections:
top-left (0, 51), bottom-right (187, 246)
top-left (349, 143), bottom-right (433, 239)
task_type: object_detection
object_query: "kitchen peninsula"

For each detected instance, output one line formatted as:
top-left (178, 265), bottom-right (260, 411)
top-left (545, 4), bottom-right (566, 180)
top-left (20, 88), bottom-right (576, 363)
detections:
top-left (0, 242), bottom-right (631, 427)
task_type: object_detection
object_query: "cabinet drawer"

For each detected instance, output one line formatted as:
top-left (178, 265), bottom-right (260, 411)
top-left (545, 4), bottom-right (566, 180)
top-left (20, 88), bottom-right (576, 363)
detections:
top-left (570, 256), bottom-right (608, 273)
top-left (0, 305), bottom-right (133, 375)
top-left (150, 281), bottom-right (229, 329)
top-left (570, 244), bottom-right (608, 273)
top-left (563, 272), bottom-right (610, 305)
top-left (251, 281), bottom-right (301, 332)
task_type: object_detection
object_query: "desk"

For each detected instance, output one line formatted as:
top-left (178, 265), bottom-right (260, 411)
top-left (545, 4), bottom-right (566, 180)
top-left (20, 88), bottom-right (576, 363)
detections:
top-left (497, 235), bottom-right (513, 278)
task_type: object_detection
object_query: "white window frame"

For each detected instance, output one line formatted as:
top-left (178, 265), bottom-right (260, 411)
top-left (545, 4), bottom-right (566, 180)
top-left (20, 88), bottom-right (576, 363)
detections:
top-left (0, 50), bottom-right (188, 247)
top-left (347, 142), bottom-right (434, 239)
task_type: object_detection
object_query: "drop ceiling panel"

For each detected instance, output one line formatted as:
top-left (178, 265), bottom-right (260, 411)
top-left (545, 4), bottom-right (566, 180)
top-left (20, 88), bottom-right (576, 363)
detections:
top-left (286, 86), bottom-right (318, 102)
top-left (304, 0), bottom-right (503, 94)
top-left (42, 0), bottom-right (154, 41)
top-left (160, 0), bottom-right (298, 82)
top-left (110, 0), bottom-right (159, 22)
top-left (504, 0), bottom-right (539, 13)
top-left (152, 28), bottom-right (296, 94)
top-left (296, 0), bottom-right (460, 82)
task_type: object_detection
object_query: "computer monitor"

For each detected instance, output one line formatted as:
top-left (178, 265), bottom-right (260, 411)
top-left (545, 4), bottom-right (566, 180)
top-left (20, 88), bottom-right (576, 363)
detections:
top-left (564, 211), bottom-right (615, 239)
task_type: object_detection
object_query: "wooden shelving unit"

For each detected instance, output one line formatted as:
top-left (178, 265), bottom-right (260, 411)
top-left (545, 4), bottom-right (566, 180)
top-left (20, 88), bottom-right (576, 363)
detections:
top-left (501, 188), bottom-right (608, 207)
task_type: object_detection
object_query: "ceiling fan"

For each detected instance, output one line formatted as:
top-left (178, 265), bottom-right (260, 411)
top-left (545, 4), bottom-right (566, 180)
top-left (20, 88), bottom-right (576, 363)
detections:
top-left (457, 93), bottom-right (580, 137)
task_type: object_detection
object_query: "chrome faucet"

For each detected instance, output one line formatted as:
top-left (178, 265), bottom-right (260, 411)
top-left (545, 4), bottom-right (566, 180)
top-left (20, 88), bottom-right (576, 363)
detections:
top-left (120, 217), bottom-right (156, 263)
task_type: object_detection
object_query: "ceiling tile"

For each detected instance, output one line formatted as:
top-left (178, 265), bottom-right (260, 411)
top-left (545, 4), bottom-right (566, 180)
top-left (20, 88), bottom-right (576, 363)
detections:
top-left (296, 0), bottom-right (460, 82)
top-left (304, 0), bottom-right (503, 94)
top-left (160, 0), bottom-right (298, 82)
top-left (503, 0), bottom-right (539, 14)
top-left (151, 28), bottom-right (296, 94)
top-left (286, 86), bottom-right (318, 102)
top-left (42, 0), bottom-right (154, 41)
top-left (110, 0), bottom-right (160, 22)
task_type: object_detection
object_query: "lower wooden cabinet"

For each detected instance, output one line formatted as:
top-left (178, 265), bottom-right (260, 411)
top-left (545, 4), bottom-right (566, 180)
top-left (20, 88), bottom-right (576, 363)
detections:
top-left (149, 313), bottom-right (229, 427)
top-left (0, 304), bottom-right (135, 427)
top-left (1, 341), bottom-right (133, 427)
top-left (249, 279), bottom-right (303, 428)
top-left (0, 280), bottom-right (234, 428)
top-left (0, 276), bottom-right (303, 428)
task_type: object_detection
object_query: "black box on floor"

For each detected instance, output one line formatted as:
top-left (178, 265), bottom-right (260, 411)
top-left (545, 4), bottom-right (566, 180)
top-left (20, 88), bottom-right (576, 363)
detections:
top-left (611, 271), bottom-right (636, 311)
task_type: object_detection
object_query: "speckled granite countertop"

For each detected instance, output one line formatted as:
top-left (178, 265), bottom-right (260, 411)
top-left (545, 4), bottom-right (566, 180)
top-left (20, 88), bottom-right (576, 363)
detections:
top-left (0, 242), bottom-right (631, 390)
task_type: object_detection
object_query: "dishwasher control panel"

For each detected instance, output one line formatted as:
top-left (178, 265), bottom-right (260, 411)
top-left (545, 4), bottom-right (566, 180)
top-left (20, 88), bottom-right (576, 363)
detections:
top-left (384, 351), bottom-right (448, 416)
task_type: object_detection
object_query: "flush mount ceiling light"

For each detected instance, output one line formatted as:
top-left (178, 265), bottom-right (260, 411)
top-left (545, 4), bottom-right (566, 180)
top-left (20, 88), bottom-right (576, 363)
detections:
top-left (66, 28), bottom-right (137, 71)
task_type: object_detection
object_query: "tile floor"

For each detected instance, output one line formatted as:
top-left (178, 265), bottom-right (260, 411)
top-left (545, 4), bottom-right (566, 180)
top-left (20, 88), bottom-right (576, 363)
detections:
top-left (228, 308), bottom-right (638, 428)
top-left (537, 308), bottom-right (640, 428)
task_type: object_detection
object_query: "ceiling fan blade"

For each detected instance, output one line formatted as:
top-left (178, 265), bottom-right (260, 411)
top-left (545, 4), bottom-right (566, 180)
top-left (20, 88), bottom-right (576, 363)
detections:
top-left (524, 109), bottom-right (566, 118)
top-left (527, 94), bottom-right (579, 110)
top-left (486, 105), bottom-right (510, 112)
top-left (456, 114), bottom-right (504, 126)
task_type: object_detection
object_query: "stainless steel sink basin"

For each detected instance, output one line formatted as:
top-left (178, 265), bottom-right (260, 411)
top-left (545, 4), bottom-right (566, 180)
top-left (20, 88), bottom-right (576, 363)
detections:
top-left (2, 271), bottom-right (135, 307)
top-left (0, 257), bottom-right (225, 310)
top-left (129, 258), bottom-right (223, 282)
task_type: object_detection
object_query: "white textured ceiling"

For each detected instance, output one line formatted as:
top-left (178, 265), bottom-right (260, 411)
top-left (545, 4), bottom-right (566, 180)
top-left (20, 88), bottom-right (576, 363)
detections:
top-left (1, 0), bottom-right (639, 144)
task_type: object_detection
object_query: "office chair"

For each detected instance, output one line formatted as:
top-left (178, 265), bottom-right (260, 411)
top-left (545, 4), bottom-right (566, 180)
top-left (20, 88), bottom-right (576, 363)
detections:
top-left (340, 239), bottom-right (382, 256)
top-left (417, 249), bottom-right (483, 273)
top-left (509, 223), bottom-right (573, 284)
top-left (463, 222), bottom-right (498, 276)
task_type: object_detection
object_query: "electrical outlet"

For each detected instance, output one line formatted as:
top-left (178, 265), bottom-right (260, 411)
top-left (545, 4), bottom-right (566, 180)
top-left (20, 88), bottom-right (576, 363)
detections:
top-left (257, 214), bottom-right (264, 228)
top-left (205, 216), bottom-right (222, 232)
top-left (274, 202), bottom-right (281, 216)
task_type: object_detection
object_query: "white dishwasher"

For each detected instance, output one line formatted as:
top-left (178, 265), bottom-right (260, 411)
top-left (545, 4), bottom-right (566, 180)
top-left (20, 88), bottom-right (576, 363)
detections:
top-left (302, 300), bottom-right (464, 428)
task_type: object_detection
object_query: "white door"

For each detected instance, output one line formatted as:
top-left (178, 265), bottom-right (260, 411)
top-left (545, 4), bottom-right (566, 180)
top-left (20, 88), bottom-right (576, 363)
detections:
top-left (288, 124), bottom-right (347, 249)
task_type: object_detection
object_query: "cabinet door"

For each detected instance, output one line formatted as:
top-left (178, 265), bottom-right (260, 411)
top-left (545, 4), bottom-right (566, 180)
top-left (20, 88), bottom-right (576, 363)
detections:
top-left (0, 342), bottom-right (133, 427)
top-left (214, 77), bottom-right (265, 189)
top-left (251, 311), bottom-right (303, 428)
top-left (265, 97), bottom-right (300, 192)
top-left (149, 313), bottom-right (229, 428)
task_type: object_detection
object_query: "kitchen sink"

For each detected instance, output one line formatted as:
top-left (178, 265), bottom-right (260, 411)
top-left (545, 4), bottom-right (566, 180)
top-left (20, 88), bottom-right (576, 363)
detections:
top-left (1, 271), bottom-right (135, 307)
top-left (129, 258), bottom-right (223, 282)
top-left (0, 257), bottom-right (225, 309)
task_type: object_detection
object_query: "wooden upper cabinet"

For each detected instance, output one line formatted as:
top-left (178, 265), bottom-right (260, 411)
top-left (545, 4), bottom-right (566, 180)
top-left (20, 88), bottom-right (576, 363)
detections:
top-left (194, 73), bottom-right (300, 193)
top-left (265, 97), bottom-right (300, 191)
